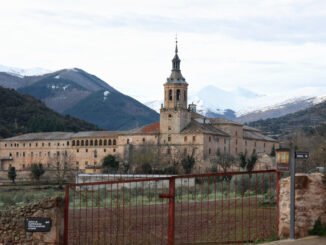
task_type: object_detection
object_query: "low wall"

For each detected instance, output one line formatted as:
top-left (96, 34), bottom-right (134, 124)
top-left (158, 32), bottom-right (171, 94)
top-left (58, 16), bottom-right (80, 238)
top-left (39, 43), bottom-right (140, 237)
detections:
top-left (0, 197), bottom-right (64, 245)
top-left (279, 173), bottom-right (326, 239)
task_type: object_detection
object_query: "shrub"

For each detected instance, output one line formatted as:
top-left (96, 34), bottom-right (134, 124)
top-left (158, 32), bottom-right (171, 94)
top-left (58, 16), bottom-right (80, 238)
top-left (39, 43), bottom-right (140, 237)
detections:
top-left (308, 217), bottom-right (326, 236)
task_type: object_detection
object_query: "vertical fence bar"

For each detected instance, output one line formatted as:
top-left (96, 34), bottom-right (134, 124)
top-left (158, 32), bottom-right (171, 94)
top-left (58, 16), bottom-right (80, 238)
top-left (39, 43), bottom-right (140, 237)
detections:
top-left (168, 178), bottom-right (175, 245)
top-left (64, 170), bottom-right (279, 245)
top-left (64, 185), bottom-right (69, 245)
top-left (276, 171), bottom-right (281, 237)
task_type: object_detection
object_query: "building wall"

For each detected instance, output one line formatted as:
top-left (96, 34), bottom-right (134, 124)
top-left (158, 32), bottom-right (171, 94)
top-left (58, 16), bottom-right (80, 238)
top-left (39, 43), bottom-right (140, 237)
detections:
top-left (160, 108), bottom-right (191, 134)
top-left (163, 83), bottom-right (188, 109)
top-left (0, 139), bottom-right (69, 170)
top-left (0, 131), bottom-right (277, 171)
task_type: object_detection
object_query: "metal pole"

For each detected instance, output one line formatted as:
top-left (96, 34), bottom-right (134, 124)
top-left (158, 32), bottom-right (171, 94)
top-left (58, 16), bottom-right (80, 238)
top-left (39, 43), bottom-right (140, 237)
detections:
top-left (290, 148), bottom-right (296, 240)
top-left (64, 185), bottom-right (70, 245)
top-left (168, 178), bottom-right (175, 245)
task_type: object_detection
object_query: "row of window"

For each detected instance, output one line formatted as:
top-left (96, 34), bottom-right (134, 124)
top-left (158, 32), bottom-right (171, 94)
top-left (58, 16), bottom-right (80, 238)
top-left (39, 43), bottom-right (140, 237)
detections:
top-left (4, 141), bottom-right (68, 148)
top-left (72, 139), bottom-right (116, 147)
top-left (167, 89), bottom-right (186, 102)
top-left (10, 151), bottom-right (67, 158)
top-left (10, 148), bottom-right (117, 158)
top-left (76, 148), bottom-right (116, 155)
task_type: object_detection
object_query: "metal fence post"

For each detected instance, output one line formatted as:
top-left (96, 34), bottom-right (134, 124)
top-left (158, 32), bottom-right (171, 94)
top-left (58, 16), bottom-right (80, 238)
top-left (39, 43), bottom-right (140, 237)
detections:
top-left (168, 178), bottom-right (175, 245)
top-left (276, 171), bottom-right (281, 236)
top-left (290, 148), bottom-right (296, 239)
top-left (64, 185), bottom-right (70, 245)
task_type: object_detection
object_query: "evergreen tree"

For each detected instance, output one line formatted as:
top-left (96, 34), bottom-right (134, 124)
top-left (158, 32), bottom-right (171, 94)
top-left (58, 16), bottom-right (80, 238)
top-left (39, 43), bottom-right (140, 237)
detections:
top-left (102, 155), bottom-right (119, 173)
top-left (270, 145), bottom-right (276, 157)
top-left (8, 166), bottom-right (17, 183)
top-left (31, 163), bottom-right (45, 181)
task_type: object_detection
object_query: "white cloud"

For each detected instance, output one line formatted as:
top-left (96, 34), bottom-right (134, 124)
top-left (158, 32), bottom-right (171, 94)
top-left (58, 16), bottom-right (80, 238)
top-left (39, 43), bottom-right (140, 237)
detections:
top-left (0, 0), bottom-right (326, 103)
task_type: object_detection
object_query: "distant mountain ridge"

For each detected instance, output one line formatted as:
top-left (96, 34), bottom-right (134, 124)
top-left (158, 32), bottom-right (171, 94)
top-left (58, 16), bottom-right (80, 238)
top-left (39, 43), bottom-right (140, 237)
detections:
top-left (235, 97), bottom-right (316, 123)
top-left (145, 85), bottom-right (324, 121)
top-left (0, 67), bottom-right (159, 131)
top-left (248, 100), bottom-right (326, 137)
top-left (0, 86), bottom-right (100, 138)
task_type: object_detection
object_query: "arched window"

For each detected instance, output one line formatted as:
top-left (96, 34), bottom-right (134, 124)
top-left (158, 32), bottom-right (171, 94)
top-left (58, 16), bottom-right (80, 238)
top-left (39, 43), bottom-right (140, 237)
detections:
top-left (81, 140), bottom-right (84, 146)
top-left (113, 139), bottom-right (116, 145)
top-left (86, 140), bottom-right (89, 146)
top-left (108, 139), bottom-right (112, 145)
top-left (90, 140), bottom-right (93, 146)
top-left (168, 114), bottom-right (172, 118)
top-left (142, 138), bottom-right (145, 143)
top-left (99, 139), bottom-right (102, 146)
top-left (72, 140), bottom-right (75, 146)
top-left (169, 89), bottom-right (172, 100)
top-left (176, 89), bottom-right (180, 101)
top-left (95, 140), bottom-right (98, 146)
top-left (76, 140), bottom-right (80, 146)
top-left (67, 141), bottom-right (69, 146)
top-left (184, 136), bottom-right (187, 142)
top-left (127, 139), bottom-right (130, 144)
top-left (104, 139), bottom-right (107, 146)
top-left (184, 91), bottom-right (187, 101)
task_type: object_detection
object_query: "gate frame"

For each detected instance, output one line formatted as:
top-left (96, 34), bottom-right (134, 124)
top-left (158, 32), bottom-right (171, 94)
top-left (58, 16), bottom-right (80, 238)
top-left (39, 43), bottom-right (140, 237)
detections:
top-left (64, 169), bottom-right (280, 245)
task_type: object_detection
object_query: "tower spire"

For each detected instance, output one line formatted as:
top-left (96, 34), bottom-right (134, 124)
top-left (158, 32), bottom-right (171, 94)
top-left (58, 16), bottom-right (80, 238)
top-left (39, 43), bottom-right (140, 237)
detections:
top-left (167, 36), bottom-right (186, 83)
top-left (175, 34), bottom-right (178, 54)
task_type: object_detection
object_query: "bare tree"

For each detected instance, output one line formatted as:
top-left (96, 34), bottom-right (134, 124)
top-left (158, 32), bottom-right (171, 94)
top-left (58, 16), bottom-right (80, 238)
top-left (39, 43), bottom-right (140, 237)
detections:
top-left (127, 144), bottom-right (161, 172)
top-left (210, 149), bottom-right (235, 173)
top-left (49, 150), bottom-right (75, 189)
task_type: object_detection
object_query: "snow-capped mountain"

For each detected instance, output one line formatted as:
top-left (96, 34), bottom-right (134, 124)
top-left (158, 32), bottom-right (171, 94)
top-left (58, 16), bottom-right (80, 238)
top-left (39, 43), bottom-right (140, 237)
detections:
top-left (144, 84), bottom-right (326, 122)
top-left (0, 66), bottom-right (159, 130)
top-left (0, 64), bottom-right (51, 77)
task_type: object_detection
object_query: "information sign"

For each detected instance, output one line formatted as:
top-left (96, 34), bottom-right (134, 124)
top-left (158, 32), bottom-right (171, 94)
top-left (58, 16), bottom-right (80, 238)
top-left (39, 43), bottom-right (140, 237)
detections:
top-left (25, 217), bottom-right (52, 232)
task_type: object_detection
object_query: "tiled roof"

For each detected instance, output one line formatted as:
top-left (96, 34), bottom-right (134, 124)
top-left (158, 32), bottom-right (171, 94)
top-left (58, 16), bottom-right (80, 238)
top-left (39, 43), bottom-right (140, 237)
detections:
top-left (140, 122), bottom-right (160, 134)
top-left (2, 131), bottom-right (120, 141)
top-left (191, 112), bottom-right (205, 119)
top-left (121, 122), bottom-right (160, 135)
top-left (243, 125), bottom-right (262, 133)
top-left (181, 120), bottom-right (229, 136)
top-left (72, 131), bottom-right (119, 138)
top-left (2, 132), bottom-right (74, 141)
top-left (243, 130), bottom-right (277, 142)
top-left (209, 118), bottom-right (243, 126)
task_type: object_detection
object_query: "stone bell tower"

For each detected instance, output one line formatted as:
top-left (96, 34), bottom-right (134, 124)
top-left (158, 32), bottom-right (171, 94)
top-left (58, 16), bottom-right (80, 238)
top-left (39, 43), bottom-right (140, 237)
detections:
top-left (160, 40), bottom-right (191, 134)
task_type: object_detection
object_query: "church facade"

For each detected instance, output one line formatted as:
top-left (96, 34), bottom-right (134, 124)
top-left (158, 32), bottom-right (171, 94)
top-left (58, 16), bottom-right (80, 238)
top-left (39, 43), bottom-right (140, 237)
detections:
top-left (0, 43), bottom-right (278, 171)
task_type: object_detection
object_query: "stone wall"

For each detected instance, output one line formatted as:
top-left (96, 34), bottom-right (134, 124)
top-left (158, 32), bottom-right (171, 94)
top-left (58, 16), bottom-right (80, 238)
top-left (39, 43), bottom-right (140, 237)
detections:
top-left (0, 197), bottom-right (64, 245)
top-left (279, 173), bottom-right (326, 239)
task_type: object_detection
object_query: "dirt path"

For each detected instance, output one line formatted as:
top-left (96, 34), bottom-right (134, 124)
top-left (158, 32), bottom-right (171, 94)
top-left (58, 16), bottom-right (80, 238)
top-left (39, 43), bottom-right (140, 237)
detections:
top-left (263, 236), bottom-right (326, 245)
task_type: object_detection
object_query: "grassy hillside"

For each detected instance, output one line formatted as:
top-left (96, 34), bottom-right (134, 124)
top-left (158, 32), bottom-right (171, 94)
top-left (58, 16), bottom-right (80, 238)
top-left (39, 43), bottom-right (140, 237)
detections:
top-left (248, 100), bottom-right (326, 136)
top-left (0, 86), bottom-right (100, 138)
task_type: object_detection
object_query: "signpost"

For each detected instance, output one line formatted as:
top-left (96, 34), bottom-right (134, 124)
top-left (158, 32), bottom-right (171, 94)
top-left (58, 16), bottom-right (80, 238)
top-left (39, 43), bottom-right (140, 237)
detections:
top-left (276, 148), bottom-right (309, 240)
top-left (25, 217), bottom-right (52, 232)
top-left (295, 152), bottom-right (309, 159)
top-left (289, 148), bottom-right (295, 240)
top-left (276, 148), bottom-right (290, 171)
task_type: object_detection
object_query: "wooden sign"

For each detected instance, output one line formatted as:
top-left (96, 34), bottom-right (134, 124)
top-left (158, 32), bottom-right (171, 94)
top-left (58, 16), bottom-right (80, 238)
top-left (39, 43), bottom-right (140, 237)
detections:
top-left (25, 217), bottom-right (52, 232)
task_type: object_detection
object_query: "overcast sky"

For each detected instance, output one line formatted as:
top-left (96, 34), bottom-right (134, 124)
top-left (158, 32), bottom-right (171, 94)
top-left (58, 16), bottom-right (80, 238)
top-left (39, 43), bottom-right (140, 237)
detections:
top-left (1, 0), bottom-right (326, 102)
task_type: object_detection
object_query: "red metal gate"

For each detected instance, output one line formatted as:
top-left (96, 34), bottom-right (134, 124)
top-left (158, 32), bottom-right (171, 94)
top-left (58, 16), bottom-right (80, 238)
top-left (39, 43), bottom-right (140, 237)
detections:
top-left (64, 170), bottom-right (280, 245)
